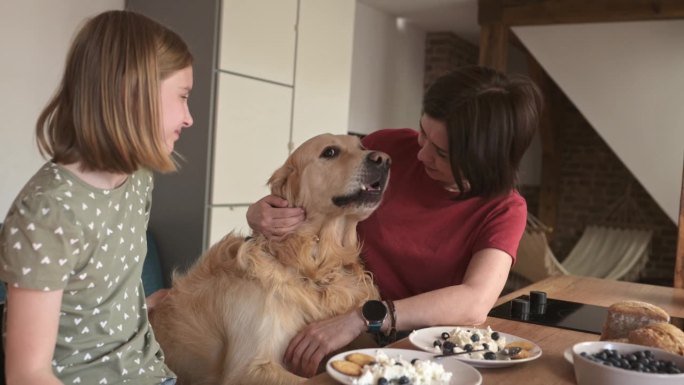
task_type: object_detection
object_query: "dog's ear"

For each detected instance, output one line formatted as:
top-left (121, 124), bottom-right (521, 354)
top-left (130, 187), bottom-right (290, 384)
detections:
top-left (268, 163), bottom-right (300, 205)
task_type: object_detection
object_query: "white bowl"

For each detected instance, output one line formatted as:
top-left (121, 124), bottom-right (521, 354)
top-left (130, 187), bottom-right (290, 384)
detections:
top-left (572, 341), bottom-right (684, 385)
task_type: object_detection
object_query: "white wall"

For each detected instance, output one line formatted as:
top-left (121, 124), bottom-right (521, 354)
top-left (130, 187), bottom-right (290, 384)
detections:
top-left (515, 20), bottom-right (684, 223)
top-left (348, 2), bottom-right (426, 135)
top-left (0, 0), bottom-right (124, 218)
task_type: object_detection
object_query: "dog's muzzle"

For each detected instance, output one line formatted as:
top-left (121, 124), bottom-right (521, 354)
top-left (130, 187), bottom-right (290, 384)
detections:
top-left (332, 151), bottom-right (391, 207)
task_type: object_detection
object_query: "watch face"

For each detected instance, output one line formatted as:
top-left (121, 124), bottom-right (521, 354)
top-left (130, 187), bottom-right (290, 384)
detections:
top-left (363, 300), bottom-right (387, 321)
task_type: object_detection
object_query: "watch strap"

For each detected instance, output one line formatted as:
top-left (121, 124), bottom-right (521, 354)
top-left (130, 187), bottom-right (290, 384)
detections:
top-left (367, 319), bottom-right (383, 333)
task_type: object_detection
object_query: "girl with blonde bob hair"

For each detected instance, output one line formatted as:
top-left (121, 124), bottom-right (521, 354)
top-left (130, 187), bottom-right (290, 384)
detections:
top-left (1, 10), bottom-right (193, 385)
top-left (37, 9), bottom-right (192, 174)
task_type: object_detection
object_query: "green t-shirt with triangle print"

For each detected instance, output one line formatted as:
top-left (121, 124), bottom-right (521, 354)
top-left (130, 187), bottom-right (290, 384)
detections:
top-left (0, 162), bottom-right (175, 384)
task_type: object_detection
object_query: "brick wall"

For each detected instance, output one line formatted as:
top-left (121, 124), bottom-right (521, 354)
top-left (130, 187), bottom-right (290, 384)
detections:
top-left (545, 84), bottom-right (677, 285)
top-left (424, 32), bottom-right (478, 90)
top-left (424, 32), bottom-right (677, 286)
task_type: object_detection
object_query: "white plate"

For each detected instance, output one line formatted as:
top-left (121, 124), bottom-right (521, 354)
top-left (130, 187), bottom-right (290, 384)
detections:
top-left (326, 348), bottom-right (482, 385)
top-left (408, 326), bottom-right (543, 368)
top-left (564, 347), bottom-right (573, 364)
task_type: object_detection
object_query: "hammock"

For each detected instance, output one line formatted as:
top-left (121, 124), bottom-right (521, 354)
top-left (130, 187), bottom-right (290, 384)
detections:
top-left (513, 218), bottom-right (652, 282)
top-left (513, 184), bottom-right (652, 282)
top-left (513, 215), bottom-right (568, 282)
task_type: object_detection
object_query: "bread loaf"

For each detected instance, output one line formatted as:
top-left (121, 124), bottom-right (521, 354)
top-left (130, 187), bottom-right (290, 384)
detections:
top-left (600, 300), bottom-right (670, 341)
top-left (628, 322), bottom-right (684, 356)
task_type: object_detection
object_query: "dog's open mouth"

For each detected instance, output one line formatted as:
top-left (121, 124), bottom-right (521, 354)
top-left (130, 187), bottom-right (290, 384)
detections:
top-left (332, 171), bottom-right (388, 207)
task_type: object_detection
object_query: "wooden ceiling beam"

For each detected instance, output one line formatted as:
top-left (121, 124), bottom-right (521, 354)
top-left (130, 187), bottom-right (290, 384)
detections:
top-left (479, 0), bottom-right (684, 26)
top-left (479, 23), bottom-right (509, 71)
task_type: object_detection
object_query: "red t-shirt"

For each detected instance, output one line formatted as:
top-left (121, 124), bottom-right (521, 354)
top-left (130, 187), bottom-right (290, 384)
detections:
top-left (358, 128), bottom-right (527, 300)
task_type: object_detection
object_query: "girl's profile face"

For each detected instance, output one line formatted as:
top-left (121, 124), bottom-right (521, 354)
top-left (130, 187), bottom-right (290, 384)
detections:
top-left (417, 114), bottom-right (455, 187)
top-left (160, 65), bottom-right (194, 153)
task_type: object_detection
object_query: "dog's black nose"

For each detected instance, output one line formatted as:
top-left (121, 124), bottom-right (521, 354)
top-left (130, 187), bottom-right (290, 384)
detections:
top-left (366, 151), bottom-right (391, 170)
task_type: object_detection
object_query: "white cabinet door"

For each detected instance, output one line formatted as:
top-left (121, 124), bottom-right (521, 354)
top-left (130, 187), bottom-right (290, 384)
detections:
top-left (292, 0), bottom-right (355, 146)
top-left (209, 206), bottom-right (250, 245)
top-left (212, 72), bottom-right (292, 204)
top-left (220, 0), bottom-right (297, 85)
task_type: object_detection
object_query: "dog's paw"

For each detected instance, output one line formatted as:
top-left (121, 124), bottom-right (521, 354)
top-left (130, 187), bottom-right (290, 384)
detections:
top-left (331, 360), bottom-right (363, 376)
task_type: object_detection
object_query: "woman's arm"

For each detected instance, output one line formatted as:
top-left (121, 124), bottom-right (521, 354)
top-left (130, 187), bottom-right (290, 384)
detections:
top-left (5, 286), bottom-right (64, 385)
top-left (246, 195), bottom-right (305, 240)
top-left (283, 248), bottom-right (512, 376)
top-left (392, 248), bottom-right (512, 329)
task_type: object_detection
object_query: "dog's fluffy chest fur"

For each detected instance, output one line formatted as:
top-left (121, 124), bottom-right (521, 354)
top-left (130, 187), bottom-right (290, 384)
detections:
top-left (151, 231), bottom-right (378, 385)
top-left (226, 233), bottom-right (376, 319)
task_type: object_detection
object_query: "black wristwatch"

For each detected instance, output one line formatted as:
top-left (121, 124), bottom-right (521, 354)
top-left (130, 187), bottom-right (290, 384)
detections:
top-left (361, 300), bottom-right (387, 333)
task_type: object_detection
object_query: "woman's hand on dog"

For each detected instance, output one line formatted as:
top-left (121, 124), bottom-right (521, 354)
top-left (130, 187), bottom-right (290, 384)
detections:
top-left (284, 310), bottom-right (366, 377)
top-left (247, 195), bottom-right (305, 240)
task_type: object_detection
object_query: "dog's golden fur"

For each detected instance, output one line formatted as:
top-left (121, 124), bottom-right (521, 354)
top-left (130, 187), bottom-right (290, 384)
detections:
top-left (150, 134), bottom-right (390, 385)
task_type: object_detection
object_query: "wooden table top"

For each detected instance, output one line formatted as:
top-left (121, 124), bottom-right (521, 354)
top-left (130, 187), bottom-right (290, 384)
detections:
top-left (303, 275), bottom-right (684, 385)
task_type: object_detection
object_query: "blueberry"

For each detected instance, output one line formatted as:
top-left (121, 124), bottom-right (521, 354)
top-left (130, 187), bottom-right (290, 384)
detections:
top-left (470, 334), bottom-right (480, 342)
top-left (398, 376), bottom-right (410, 384)
top-left (464, 344), bottom-right (473, 352)
top-left (484, 352), bottom-right (497, 360)
top-left (491, 332), bottom-right (500, 341)
top-left (583, 349), bottom-right (683, 374)
top-left (482, 343), bottom-right (489, 350)
top-left (411, 358), bottom-right (419, 365)
top-left (441, 332), bottom-right (450, 340)
top-left (377, 378), bottom-right (388, 385)
top-left (433, 340), bottom-right (442, 348)
top-left (442, 341), bottom-right (455, 353)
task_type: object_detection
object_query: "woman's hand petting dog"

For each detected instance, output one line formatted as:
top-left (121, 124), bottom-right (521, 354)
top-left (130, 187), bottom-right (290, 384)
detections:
top-left (284, 309), bottom-right (366, 377)
top-left (246, 194), bottom-right (305, 241)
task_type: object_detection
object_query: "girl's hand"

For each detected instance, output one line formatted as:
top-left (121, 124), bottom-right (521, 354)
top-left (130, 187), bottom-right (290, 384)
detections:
top-left (145, 288), bottom-right (170, 313)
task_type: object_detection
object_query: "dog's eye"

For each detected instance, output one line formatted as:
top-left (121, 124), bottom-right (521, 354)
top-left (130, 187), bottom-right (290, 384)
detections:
top-left (320, 146), bottom-right (340, 159)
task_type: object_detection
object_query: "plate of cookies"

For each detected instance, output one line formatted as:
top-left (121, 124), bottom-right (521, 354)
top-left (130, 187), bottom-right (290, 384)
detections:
top-left (408, 326), bottom-right (542, 368)
top-left (326, 348), bottom-right (482, 385)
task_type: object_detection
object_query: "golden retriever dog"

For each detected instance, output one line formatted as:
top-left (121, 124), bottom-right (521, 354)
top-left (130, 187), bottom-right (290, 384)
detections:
top-left (150, 133), bottom-right (391, 385)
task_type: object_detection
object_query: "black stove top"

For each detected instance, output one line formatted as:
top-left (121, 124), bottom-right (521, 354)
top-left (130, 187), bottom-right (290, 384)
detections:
top-left (489, 294), bottom-right (684, 335)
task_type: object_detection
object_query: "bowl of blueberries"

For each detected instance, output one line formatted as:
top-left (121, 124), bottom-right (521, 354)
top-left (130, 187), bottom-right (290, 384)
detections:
top-left (572, 341), bottom-right (684, 385)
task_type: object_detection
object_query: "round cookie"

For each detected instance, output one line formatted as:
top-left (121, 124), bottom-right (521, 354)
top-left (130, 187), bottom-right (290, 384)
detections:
top-left (345, 352), bottom-right (375, 367)
top-left (331, 360), bottom-right (363, 376)
top-left (505, 340), bottom-right (536, 359)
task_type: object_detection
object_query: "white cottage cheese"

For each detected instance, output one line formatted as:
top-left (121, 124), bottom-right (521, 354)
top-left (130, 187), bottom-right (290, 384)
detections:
top-left (352, 350), bottom-right (452, 385)
top-left (436, 326), bottom-right (508, 360)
